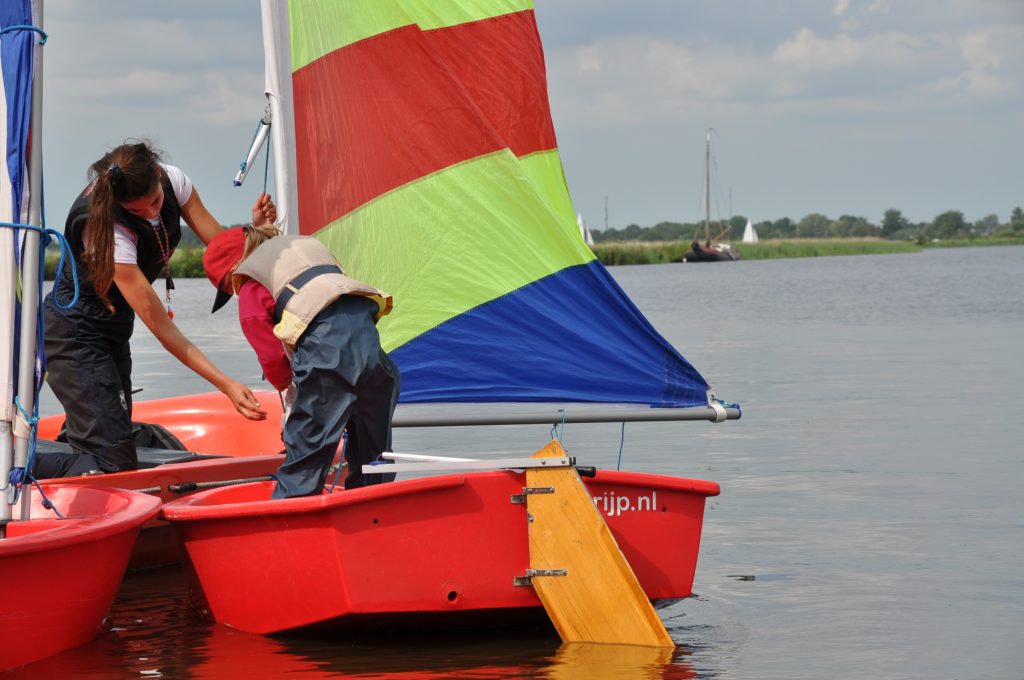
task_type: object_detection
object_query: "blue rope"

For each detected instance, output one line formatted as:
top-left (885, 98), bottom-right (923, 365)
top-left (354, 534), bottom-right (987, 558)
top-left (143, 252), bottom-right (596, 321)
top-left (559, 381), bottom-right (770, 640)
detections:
top-left (1, 221), bottom-right (77, 513)
top-left (710, 392), bottom-right (740, 411)
top-left (0, 24), bottom-right (48, 44)
top-left (0, 221), bottom-right (80, 310)
top-left (6, 395), bottom-right (40, 506)
top-left (615, 422), bottom-right (626, 471)
top-left (325, 431), bottom-right (348, 493)
top-left (262, 127), bottom-right (272, 196)
top-left (32, 479), bottom-right (64, 519)
top-left (550, 409), bottom-right (566, 441)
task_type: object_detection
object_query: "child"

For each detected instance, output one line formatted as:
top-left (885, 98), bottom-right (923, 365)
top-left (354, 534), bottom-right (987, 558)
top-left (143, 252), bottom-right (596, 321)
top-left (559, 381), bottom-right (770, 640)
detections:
top-left (203, 225), bottom-right (399, 498)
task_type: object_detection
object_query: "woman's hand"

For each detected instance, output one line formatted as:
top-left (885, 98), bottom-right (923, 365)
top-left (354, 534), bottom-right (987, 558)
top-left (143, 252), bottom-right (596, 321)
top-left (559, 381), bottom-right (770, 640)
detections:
top-left (224, 380), bottom-right (268, 421)
top-left (251, 193), bottom-right (277, 227)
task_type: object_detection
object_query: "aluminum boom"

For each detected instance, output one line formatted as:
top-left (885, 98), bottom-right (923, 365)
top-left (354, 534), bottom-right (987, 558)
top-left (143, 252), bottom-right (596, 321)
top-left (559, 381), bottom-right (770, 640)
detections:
top-left (392, 405), bottom-right (740, 428)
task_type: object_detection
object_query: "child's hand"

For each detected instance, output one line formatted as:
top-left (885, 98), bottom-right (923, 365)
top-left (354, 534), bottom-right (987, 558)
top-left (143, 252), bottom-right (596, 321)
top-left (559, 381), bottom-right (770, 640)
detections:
top-left (280, 383), bottom-right (296, 429)
top-left (224, 380), bottom-right (268, 420)
top-left (251, 193), bottom-right (277, 228)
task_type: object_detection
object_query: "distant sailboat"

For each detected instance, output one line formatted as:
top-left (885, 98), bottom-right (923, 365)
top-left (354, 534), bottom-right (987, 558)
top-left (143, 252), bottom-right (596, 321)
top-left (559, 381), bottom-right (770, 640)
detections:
top-left (742, 219), bottom-right (758, 243)
top-left (576, 212), bottom-right (595, 247)
top-left (683, 129), bottom-right (739, 262)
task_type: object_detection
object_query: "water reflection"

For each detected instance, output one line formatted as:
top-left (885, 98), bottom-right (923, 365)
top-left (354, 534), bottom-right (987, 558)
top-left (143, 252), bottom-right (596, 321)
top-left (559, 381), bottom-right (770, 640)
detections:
top-left (8, 567), bottom-right (705, 679)
top-left (544, 643), bottom-right (692, 679)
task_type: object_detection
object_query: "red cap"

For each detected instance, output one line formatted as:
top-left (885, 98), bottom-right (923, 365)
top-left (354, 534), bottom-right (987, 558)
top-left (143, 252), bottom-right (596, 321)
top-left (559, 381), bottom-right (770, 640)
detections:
top-left (203, 227), bottom-right (247, 313)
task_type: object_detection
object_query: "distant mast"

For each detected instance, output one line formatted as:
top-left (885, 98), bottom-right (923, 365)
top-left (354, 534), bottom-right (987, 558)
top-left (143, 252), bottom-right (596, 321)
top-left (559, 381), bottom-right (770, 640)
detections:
top-left (682, 128), bottom-right (738, 262)
top-left (704, 129), bottom-right (712, 245)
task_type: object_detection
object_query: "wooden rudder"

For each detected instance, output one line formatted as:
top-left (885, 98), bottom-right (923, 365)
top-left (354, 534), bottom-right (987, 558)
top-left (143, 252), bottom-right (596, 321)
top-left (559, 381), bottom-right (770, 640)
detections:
top-left (523, 440), bottom-right (674, 647)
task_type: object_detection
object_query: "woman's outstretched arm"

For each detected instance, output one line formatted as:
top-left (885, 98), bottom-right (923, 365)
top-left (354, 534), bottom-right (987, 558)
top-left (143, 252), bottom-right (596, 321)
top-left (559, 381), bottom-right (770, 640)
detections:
top-left (114, 262), bottom-right (268, 421)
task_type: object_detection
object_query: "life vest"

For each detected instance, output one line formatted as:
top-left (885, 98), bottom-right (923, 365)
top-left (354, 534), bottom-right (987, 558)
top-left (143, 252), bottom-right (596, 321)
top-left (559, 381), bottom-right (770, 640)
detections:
top-left (235, 235), bottom-right (393, 347)
top-left (52, 174), bottom-right (182, 321)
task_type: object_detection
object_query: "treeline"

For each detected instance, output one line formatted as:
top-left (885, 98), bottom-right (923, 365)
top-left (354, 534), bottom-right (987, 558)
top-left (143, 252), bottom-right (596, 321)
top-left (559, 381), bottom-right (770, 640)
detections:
top-left (593, 207), bottom-right (1024, 243)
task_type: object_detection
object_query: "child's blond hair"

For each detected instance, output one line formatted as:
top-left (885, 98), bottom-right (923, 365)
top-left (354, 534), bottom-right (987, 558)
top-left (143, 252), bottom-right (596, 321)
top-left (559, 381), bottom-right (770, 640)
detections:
top-left (242, 223), bottom-right (280, 259)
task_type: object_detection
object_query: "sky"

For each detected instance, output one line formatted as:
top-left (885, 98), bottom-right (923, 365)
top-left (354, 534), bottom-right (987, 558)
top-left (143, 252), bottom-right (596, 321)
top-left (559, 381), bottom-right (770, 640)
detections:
top-left (37, 1), bottom-right (1024, 233)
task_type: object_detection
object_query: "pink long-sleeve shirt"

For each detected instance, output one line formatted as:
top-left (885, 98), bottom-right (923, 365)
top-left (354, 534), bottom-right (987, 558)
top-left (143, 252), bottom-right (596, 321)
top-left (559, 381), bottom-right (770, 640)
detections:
top-left (237, 279), bottom-right (292, 391)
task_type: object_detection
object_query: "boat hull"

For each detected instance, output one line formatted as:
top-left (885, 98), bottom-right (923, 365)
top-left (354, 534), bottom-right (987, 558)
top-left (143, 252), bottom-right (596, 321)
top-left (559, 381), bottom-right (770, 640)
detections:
top-left (0, 485), bottom-right (161, 671)
top-left (36, 391), bottom-right (286, 568)
top-left (683, 245), bottom-right (739, 262)
top-left (162, 470), bottom-right (719, 635)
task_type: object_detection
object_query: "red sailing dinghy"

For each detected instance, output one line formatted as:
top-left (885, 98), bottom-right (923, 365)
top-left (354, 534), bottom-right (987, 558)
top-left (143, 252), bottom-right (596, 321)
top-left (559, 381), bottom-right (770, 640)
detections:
top-left (0, 486), bottom-right (161, 671)
top-left (158, 0), bottom-right (735, 639)
top-left (162, 465), bottom-right (719, 634)
top-left (34, 392), bottom-right (286, 569)
top-left (1, 2), bottom-right (163, 670)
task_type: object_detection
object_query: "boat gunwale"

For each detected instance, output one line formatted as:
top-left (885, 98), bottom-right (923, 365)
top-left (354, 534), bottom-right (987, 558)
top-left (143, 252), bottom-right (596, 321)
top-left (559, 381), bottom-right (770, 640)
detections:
top-left (159, 468), bottom-right (719, 522)
top-left (0, 485), bottom-right (161, 557)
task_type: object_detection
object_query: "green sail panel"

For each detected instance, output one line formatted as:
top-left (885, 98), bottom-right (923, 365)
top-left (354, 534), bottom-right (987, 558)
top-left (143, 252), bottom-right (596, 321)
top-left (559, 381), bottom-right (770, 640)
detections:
top-left (316, 150), bottom-right (595, 352)
top-left (289, 0), bottom-right (535, 71)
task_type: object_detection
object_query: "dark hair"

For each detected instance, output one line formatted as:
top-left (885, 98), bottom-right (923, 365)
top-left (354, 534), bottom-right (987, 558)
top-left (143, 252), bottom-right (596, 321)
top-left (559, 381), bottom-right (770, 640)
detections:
top-left (83, 140), bottom-right (164, 309)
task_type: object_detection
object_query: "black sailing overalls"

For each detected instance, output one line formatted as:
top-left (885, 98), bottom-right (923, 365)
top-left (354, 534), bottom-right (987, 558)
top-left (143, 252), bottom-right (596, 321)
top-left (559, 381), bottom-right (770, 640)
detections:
top-left (38, 177), bottom-right (181, 476)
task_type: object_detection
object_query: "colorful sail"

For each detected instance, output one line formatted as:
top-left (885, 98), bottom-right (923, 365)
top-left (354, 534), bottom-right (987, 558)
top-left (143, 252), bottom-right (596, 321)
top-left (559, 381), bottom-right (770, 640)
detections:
top-left (267, 1), bottom-right (711, 407)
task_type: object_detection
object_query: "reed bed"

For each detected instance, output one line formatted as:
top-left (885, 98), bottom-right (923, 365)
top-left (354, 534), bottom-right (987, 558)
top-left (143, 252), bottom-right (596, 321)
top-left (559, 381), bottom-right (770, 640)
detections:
top-left (737, 239), bottom-right (921, 259)
top-left (923, 236), bottom-right (1024, 249)
top-left (592, 238), bottom-right (922, 265)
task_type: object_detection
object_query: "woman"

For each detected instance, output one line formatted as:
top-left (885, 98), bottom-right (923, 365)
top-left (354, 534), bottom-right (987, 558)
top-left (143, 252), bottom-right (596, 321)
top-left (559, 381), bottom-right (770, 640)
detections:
top-left (41, 140), bottom-right (270, 477)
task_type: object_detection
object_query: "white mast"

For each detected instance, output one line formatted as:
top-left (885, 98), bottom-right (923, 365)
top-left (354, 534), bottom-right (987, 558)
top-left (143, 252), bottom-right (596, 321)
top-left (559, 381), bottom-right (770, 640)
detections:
top-left (260, 0), bottom-right (299, 235)
top-left (12, 0), bottom-right (46, 519)
top-left (1, 0), bottom-right (45, 524)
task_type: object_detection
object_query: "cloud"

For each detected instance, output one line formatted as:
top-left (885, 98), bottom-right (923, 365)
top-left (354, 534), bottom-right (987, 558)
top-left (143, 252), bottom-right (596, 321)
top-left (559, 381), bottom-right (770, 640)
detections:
top-left (44, 11), bottom-right (264, 129)
top-left (545, 15), bottom-right (1024, 132)
top-left (923, 25), bottom-right (1024, 98)
top-left (772, 27), bottom-right (924, 73)
top-left (868, 0), bottom-right (892, 14)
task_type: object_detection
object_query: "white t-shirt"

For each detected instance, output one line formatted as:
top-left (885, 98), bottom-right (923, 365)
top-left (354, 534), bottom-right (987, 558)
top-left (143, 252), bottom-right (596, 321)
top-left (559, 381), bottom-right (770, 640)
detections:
top-left (112, 163), bottom-right (193, 264)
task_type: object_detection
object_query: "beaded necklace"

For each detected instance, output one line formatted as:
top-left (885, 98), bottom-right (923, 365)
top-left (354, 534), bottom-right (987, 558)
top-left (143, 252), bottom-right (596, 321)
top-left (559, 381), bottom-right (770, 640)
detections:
top-left (151, 215), bottom-right (175, 319)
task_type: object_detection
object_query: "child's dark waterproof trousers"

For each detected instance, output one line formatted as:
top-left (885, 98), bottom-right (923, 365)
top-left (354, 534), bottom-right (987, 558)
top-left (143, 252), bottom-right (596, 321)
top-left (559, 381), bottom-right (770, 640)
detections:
top-left (273, 295), bottom-right (400, 498)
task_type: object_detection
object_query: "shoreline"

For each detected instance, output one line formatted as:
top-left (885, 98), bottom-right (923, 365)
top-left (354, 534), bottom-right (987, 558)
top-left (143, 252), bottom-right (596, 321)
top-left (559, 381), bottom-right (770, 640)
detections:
top-left (590, 237), bottom-right (1024, 266)
top-left (41, 238), bottom-right (1024, 279)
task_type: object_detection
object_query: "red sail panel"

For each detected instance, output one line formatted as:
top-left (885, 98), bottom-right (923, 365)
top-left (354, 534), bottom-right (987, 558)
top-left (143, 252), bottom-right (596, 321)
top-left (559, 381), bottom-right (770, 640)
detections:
top-left (291, 10), bottom-right (556, 233)
top-left (426, 10), bottom-right (557, 159)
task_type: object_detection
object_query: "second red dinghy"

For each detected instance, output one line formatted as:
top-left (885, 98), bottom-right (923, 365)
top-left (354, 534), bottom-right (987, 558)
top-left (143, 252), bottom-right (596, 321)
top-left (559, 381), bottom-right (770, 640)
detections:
top-left (0, 486), bottom-right (161, 671)
top-left (35, 391), bottom-right (287, 568)
top-left (161, 468), bottom-right (719, 635)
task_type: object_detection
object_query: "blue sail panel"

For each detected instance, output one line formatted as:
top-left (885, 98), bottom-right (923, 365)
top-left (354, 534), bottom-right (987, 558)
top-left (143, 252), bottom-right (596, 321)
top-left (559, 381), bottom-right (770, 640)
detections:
top-left (392, 261), bottom-right (710, 407)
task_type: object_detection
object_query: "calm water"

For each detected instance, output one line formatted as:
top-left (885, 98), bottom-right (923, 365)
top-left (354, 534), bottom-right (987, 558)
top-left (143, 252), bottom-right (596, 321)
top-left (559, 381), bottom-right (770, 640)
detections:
top-left (24, 246), bottom-right (1024, 679)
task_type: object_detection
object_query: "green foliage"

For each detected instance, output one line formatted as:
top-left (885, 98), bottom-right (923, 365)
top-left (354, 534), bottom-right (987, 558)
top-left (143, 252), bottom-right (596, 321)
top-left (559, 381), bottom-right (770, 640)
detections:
top-left (881, 209), bottom-right (910, 238)
top-left (796, 213), bottom-right (831, 238)
top-left (831, 215), bottom-right (877, 238)
top-left (591, 206), bottom-right (1024, 245)
top-left (930, 210), bottom-right (966, 240)
top-left (591, 241), bottom-right (688, 265)
top-left (43, 246), bottom-right (208, 280)
top-left (169, 247), bottom-right (206, 278)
